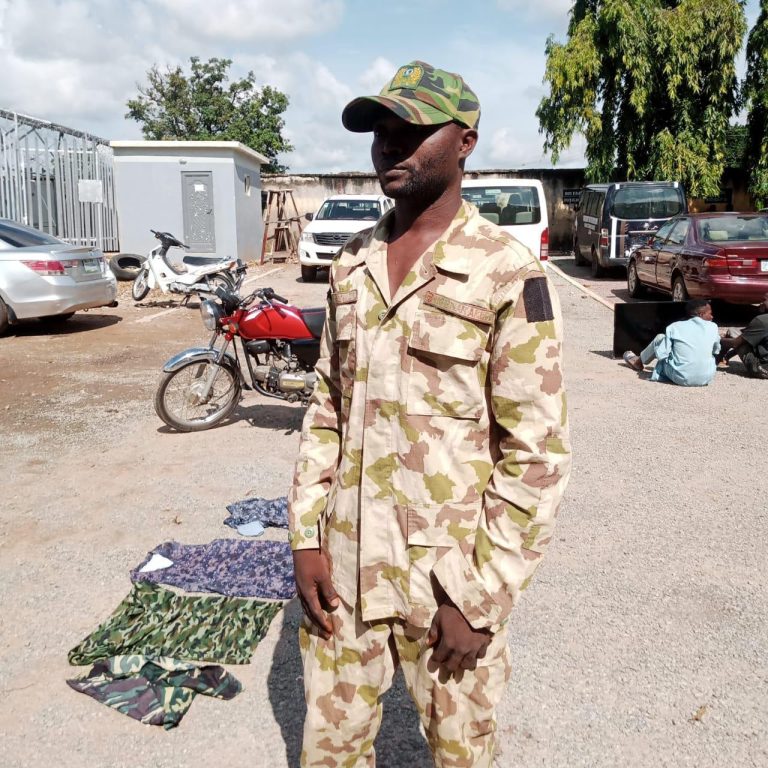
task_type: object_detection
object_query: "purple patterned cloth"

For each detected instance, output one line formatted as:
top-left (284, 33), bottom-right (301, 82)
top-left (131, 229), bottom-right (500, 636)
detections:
top-left (131, 539), bottom-right (295, 601)
top-left (224, 496), bottom-right (288, 529)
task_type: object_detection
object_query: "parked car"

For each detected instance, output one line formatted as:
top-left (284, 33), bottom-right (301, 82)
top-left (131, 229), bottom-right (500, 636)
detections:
top-left (299, 194), bottom-right (393, 282)
top-left (461, 178), bottom-right (549, 265)
top-left (0, 219), bottom-right (117, 333)
top-left (627, 212), bottom-right (768, 303)
top-left (574, 181), bottom-right (687, 277)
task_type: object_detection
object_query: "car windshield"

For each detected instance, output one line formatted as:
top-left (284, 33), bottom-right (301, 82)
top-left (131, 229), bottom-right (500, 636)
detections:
top-left (697, 214), bottom-right (768, 243)
top-left (461, 186), bottom-right (541, 226)
top-left (315, 200), bottom-right (381, 221)
top-left (0, 220), bottom-right (63, 248)
top-left (611, 186), bottom-right (683, 220)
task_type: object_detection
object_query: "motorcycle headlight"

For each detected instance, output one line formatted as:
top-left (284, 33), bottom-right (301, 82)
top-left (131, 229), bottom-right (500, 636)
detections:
top-left (300, 231), bottom-right (314, 243)
top-left (200, 299), bottom-right (223, 331)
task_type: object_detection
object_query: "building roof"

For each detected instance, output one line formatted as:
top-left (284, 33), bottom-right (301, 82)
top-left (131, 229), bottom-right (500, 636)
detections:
top-left (110, 140), bottom-right (269, 165)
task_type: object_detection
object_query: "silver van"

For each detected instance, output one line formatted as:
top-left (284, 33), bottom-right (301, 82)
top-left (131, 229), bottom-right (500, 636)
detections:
top-left (574, 181), bottom-right (687, 276)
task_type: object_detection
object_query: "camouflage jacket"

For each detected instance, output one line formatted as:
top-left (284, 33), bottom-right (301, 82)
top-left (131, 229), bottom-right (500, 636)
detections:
top-left (288, 202), bottom-right (571, 632)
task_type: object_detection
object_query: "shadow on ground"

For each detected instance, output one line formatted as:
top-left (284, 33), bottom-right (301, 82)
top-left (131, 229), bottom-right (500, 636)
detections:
top-left (267, 600), bottom-right (434, 768)
top-left (7, 313), bottom-right (122, 336)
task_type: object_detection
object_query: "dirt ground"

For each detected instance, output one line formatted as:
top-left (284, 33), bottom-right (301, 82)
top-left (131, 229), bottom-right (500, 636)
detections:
top-left (1, 259), bottom-right (766, 768)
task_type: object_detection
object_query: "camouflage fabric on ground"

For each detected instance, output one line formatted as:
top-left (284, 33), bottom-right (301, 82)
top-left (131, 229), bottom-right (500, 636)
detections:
top-left (68, 582), bottom-right (282, 665)
top-left (130, 539), bottom-right (296, 600)
top-left (224, 496), bottom-right (289, 529)
top-left (67, 655), bottom-right (241, 730)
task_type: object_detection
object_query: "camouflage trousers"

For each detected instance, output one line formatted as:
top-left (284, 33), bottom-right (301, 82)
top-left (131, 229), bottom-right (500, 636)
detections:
top-left (299, 598), bottom-right (511, 768)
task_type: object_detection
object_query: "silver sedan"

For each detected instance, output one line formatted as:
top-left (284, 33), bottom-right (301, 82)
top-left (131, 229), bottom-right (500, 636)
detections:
top-left (0, 219), bottom-right (117, 333)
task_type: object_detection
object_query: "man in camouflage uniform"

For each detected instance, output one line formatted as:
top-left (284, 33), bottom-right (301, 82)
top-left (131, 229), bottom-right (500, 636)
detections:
top-left (288, 61), bottom-right (571, 767)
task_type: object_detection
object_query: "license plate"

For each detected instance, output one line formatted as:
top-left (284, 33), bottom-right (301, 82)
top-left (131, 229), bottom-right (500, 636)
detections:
top-left (761, 260), bottom-right (768, 273)
top-left (82, 258), bottom-right (100, 273)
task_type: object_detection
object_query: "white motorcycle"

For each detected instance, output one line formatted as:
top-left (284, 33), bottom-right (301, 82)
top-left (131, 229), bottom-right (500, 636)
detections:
top-left (131, 230), bottom-right (247, 302)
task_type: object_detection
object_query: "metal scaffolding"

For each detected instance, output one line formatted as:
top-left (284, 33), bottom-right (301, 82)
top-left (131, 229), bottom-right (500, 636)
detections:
top-left (0, 109), bottom-right (119, 251)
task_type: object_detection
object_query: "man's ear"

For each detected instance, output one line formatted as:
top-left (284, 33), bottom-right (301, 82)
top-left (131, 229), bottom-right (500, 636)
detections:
top-left (459, 128), bottom-right (478, 160)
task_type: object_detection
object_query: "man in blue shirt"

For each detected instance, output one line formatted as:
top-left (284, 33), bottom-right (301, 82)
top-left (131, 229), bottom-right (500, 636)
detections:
top-left (623, 300), bottom-right (721, 386)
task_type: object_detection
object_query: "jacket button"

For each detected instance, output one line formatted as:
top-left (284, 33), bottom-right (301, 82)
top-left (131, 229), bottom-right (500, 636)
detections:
top-left (378, 310), bottom-right (386, 321)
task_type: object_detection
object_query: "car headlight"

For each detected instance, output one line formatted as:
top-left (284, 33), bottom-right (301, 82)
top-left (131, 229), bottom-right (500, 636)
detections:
top-left (300, 231), bottom-right (314, 243)
top-left (200, 299), bottom-right (223, 331)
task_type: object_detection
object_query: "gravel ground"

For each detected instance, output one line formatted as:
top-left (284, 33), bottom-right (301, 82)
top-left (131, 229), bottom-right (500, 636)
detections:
top-left (0, 264), bottom-right (766, 768)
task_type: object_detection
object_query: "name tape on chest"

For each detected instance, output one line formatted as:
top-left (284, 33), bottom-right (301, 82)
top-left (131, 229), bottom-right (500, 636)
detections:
top-left (422, 291), bottom-right (495, 326)
top-left (331, 290), bottom-right (358, 306)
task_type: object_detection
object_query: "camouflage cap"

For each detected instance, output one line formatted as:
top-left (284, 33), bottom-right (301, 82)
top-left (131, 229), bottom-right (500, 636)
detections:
top-left (342, 61), bottom-right (480, 133)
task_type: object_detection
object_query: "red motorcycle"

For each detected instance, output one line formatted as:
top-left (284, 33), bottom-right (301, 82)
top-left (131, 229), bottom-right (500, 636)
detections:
top-left (154, 286), bottom-right (325, 431)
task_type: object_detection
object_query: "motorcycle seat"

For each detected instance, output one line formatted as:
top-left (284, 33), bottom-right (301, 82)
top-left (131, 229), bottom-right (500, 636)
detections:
top-left (300, 307), bottom-right (326, 339)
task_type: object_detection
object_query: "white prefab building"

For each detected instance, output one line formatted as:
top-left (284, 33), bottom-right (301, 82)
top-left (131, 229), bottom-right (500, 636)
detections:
top-left (110, 140), bottom-right (267, 262)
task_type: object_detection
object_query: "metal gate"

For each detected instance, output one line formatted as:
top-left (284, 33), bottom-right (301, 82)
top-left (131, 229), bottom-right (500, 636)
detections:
top-left (0, 109), bottom-right (119, 252)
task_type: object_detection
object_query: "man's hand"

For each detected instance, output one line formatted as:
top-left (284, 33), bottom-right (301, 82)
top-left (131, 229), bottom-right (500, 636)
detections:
top-left (427, 601), bottom-right (492, 674)
top-left (293, 549), bottom-right (339, 640)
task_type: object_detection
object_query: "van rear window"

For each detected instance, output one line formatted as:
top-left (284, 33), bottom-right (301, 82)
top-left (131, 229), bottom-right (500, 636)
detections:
top-left (611, 187), bottom-right (683, 220)
top-left (461, 186), bottom-right (541, 226)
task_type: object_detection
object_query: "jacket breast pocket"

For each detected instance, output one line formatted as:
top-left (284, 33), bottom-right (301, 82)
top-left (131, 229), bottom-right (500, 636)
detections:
top-left (332, 304), bottom-right (356, 395)
top-left (406, 310), bottom-right (490, 419)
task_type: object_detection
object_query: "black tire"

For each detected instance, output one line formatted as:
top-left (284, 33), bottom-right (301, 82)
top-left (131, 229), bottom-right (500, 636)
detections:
top-left (627, 261), bottom-right (645, 298)
top-left (301, 265), bottom-right (317, 283)
top-left (109, 254), bottom-right (144, 281)
top-left (590, 248), bottom-right (605, 278)
top-left (154, 359), bottom-right (242, 432)
top-left (203, 272), bottom-right (235, 294)
top-left (574, 240), bottom-right (587, 266)
top-left (672, 275), bottom-right (688, 302)
top-left (132, 269), bottom-right (150, 301)
top-left (0, 297), bottom-right (9, 335)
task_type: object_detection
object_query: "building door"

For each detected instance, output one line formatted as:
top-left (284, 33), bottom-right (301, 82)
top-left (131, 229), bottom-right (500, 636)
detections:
top-left (181, 171), bottom-right (215, 252)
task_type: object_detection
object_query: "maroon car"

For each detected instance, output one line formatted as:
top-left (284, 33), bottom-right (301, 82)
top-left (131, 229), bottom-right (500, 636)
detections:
top-left (627, 212), bottom-right (768, 303)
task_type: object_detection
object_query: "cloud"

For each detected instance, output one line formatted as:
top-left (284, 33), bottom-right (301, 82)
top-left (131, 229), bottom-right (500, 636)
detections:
top-left (151, 0), bottom-right (344, 42)
top-left (358, 57), bottom-right (396, 94)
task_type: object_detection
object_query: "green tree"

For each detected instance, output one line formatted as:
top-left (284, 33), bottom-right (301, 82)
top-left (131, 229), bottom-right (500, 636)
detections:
top-left (536, 0), bottom-right (747, 197)
top-left (743, 0), bottom-right (768, 206)
top-left (126, 57), bottom-right (293, 173)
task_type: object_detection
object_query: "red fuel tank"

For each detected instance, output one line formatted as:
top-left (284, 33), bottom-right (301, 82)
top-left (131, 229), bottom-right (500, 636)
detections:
top-left (239, 303), bottom-right (314, 341)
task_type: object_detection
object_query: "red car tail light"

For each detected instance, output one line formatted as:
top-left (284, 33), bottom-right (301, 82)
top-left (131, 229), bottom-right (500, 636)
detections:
top-left (540, 227), bottom-right (549, 261)
top-left (22, 259), bottom-right (66, 275)
top-left (599, 228), bottom-right (609, 248)
top-left (702, 253), bottom-right (729, 272)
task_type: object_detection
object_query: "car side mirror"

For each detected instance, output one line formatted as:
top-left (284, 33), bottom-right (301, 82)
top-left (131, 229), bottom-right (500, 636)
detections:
top-left (304, 212), bottom-right (314, 221)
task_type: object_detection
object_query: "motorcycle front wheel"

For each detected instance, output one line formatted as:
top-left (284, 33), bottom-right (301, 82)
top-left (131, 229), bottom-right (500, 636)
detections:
top-left (154, 360), bottom-right (242, 432)
top-left (132, 269), bottom-right (150, 301)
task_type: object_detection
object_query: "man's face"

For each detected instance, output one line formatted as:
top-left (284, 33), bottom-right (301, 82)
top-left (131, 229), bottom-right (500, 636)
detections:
top-left (370, 114), bottom-right (475, 201)
top-left (700, 303), bottom-right (713, 322)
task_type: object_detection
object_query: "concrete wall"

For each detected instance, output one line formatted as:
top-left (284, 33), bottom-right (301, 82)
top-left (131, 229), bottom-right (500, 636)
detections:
top-left (264, 169), bottom-right (586, 250)
top-left (112, 142), bottom-right (265, 262)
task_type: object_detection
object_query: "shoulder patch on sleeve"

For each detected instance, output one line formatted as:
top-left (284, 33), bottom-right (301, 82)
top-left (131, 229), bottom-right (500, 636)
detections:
top-left (522, 275), bottom-right (554, 323)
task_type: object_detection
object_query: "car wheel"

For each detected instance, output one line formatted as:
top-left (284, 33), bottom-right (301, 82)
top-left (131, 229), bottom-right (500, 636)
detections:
top-left (590, 248), bottom-right (605, 278)
top-left (627, 261), bottom-right (645, 298)
top-left (0, 297), bottom-right (8, 335)
top-left (301, 265), bottom-right (317, 283)
top-left (574, 240), bottom-right (587, 266)
top-left (672, 275), bottom-right (688, 302)
top-left (109, 254), bottom-right (144, 281)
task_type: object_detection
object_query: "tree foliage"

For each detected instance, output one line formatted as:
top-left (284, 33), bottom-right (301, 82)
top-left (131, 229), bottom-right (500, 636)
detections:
top-left (743, 0), bottom-right (768, 206)
top-left (537, 0), bottom-right (747, 197)
top-left (126, 57), bottom-right (293, 173)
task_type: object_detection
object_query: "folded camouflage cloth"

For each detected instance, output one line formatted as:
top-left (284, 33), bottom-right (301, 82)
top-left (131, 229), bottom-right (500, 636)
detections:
top-left (68, 582), bottom-right (282, 666)
top-left (67, 655), bottom-right (241, 730)
top-left (130, 539), bottom-right (296, 600)
top-left (224, 496), bottom-right (289, 529)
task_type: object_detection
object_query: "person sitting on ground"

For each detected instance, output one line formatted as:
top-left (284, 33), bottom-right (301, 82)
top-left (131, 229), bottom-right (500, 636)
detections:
top-left (623, 299), bottom-right (720, 386)
top-left (717, 293), bottom-right (768, 380)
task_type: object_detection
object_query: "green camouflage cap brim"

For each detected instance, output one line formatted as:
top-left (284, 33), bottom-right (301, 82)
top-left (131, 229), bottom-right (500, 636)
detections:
top-left (342, 61), bottom-right (480, 133)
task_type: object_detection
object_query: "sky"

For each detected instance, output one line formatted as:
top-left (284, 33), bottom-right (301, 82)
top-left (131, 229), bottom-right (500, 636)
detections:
top-left (0, 0), bottom-right (761, 174)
